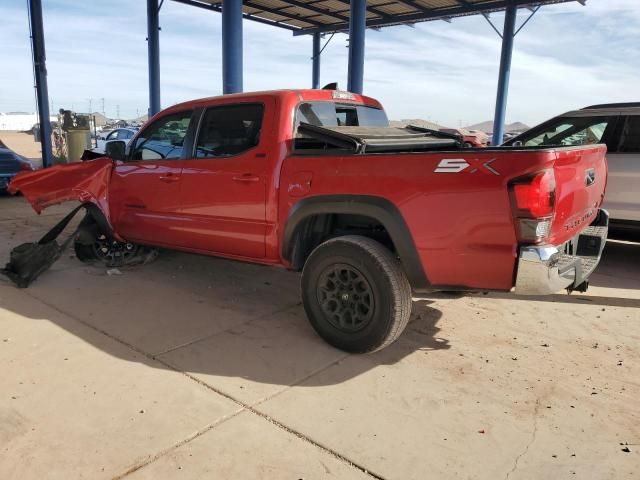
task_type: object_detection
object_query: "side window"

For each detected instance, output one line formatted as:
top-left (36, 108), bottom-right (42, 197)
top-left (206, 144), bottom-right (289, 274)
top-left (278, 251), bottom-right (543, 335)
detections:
top-left (195, 104), bottom-right (264, 158)
top-left (619, 116), bottom-right (640, 153)
top-left (130, 110), bottom-right (193, 161)
top-left (106, 130), bottom-right (118, 140)
top-left (121, 130), bottom-right (132, 140)
top-left (522, 116), bottom-right (612, 147)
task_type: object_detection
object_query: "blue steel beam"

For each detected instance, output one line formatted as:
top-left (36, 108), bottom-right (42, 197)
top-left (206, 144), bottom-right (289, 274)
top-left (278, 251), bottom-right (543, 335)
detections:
top-left (147, 0), bottom-right (161, 116)
top-left (347, 0), bottom-right (366, 94)
top-left (171, 0), bottom-right (298, 30)
top-left (222, 0), bottom-right (243, 94)
top-left (28, 0), bottom-right (53, 168)
top-left (312, 33), bottom-right (321, 89)
top-left (293, 0), bottom-right (576, 36)
top-left (491, 5), bottom-right (517, 146)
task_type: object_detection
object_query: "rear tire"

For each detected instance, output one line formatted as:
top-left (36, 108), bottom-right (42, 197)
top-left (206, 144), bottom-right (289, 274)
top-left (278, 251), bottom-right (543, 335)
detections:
top-left (301, 235), bottom-right (412, 353)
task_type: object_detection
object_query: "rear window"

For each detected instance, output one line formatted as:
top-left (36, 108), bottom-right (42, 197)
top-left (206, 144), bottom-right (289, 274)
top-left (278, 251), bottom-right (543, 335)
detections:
top-left (295, 102), bottom-right (388, 128)
top-left (514, 116), bottom-right (614, 147)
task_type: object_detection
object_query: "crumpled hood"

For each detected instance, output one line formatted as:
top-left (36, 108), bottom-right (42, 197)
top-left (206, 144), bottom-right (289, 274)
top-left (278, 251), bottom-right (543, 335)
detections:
top-left (8, 158), bottom-right (113, 215)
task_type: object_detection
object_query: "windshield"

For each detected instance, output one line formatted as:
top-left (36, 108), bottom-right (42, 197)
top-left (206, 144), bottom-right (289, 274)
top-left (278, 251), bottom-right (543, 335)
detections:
top-left (296, 101), bottom-right (389, 128)
top-left (514, 116), bottom-right (613, 147)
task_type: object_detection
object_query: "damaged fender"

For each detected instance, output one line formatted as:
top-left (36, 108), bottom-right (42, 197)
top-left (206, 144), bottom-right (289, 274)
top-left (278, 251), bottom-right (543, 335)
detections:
top-left (8, 158), bottom-right (113, 219)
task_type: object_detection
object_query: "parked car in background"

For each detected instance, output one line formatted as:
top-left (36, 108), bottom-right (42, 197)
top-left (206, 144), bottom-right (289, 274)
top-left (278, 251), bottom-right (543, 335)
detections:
top-left (504, 103), bottom-right (640, 231)
top-left (94, 127), bottom-right (138, 154)
top-left (0, 140), bottom-right (34, 192)
top-left (439, 128), bottom-right (488, 147)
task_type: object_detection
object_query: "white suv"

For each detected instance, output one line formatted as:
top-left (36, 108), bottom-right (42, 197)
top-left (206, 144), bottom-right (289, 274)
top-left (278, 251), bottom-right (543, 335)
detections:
top-left (505, 103), bottom-right (640, 230)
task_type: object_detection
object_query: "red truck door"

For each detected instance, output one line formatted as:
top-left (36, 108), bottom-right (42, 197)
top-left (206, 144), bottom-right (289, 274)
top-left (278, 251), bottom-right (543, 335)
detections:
top-left (177, 101), bottom-right (272, 258)
top-left (108, 109), bottom-right (194, 246)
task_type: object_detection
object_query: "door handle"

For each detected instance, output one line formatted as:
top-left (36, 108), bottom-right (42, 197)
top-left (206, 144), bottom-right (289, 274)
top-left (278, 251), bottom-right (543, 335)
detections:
top-left (159, 173), bottom-right (180, 183)
top-left (233, 174), bottom-right (260, 183)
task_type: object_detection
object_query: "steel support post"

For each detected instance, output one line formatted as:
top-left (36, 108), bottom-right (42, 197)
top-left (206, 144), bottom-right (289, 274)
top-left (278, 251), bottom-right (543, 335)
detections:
top-left (347, 0), bottom-right (366, 94)
top-left (492, 5), bottom-right (517, 146)
top-left (28, 0), bottom-right (53, 167)
top-left (312, 32), bottom-right (321, 89)
top-left (147, 0), bottom-right (161, 116)
top-left (222, 0), bottom-right (243, 94)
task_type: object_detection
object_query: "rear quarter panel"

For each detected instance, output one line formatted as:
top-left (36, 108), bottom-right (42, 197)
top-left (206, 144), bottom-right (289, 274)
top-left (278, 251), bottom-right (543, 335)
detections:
top-left (279, 147), bottom-right (604, 291)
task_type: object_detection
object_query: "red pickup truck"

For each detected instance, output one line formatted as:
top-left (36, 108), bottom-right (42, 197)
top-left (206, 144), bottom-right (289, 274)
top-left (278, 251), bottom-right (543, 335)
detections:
top-left (9, 89), bottom-right (609, 353)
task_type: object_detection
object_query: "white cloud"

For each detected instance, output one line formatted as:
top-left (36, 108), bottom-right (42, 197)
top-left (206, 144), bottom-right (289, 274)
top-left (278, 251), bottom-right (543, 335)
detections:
top-left (0, 0), bottom-right (638, 126)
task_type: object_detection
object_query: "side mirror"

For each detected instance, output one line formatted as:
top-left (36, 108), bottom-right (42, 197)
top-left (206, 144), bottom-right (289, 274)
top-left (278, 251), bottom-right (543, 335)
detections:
top-left (105, 140), bottom-right (127, 161)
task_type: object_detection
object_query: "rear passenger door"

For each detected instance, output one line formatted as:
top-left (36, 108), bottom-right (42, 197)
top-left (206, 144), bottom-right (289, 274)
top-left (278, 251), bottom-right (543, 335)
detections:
top-left (604, 115), bottom-right (640, 222)
top-left (178, 101), bottom-right (273, 258)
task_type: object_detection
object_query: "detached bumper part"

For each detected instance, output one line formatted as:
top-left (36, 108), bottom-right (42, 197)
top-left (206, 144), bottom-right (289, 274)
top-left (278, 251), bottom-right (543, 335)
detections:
top-left (514, 210), bottom-right (609, 295)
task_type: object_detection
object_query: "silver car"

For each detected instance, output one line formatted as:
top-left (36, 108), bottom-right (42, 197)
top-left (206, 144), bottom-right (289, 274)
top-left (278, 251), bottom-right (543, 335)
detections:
top-left (93, 127), bottom-right (138, 154)
top-left (505, 103), bottom-right (640, 230)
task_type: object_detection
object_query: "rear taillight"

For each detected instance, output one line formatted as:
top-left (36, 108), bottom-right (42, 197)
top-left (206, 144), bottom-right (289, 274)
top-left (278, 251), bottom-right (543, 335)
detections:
top-left (509, 170), bottom-right (556, 244)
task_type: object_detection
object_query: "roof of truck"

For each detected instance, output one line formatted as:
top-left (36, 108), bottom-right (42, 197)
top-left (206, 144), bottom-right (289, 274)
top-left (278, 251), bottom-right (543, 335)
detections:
top-left (157, 89), bottom-right (384, 118)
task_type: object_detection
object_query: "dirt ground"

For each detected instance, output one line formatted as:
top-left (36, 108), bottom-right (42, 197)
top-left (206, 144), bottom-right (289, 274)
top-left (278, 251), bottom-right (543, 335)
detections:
top-left (0, 195), bottom-right (638, 480)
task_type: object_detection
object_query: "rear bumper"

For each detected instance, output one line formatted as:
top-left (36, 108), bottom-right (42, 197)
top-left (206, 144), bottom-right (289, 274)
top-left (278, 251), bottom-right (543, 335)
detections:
top-left (514, 209), bottom-right (609, 295)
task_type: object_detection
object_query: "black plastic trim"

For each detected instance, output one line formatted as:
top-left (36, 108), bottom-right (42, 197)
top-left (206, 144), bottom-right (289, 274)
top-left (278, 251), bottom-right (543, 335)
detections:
top-left (82, 202), bottom-right (115, 241)
top-left (282, 195), bottom-right (430, 289)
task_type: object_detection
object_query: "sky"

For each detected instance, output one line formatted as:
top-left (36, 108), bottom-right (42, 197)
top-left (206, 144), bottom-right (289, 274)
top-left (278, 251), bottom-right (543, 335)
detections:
top-left (0, 0), bottom-right (639, 127)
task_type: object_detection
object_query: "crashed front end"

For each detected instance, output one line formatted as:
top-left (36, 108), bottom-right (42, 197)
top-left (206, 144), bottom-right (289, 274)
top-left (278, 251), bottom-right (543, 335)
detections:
top-left (8, 157), bottom-right (113, 216)
top-left (2, 158), bottom-right (116, 287)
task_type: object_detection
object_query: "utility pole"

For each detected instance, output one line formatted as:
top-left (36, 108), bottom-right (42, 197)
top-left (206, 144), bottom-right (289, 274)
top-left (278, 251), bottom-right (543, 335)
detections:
top-left (116, 105), bottom-right (120, 119)
top-left (101, 97), bottom-right (105, 116)
top-left (88, 98), bottom-right (92, 115)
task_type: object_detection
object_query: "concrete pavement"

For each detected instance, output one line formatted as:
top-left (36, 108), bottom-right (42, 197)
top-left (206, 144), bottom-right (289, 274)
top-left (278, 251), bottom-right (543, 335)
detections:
top-left (1, 195), bottom-right (638, 479)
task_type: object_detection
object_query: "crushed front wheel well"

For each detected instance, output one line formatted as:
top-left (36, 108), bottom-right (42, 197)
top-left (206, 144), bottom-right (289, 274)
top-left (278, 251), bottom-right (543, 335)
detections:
top-left (74, 203), bottom-right (114, 245)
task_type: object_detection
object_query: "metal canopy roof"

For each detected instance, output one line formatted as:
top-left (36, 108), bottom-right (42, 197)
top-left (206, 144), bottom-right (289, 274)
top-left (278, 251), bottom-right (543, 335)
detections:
top-left (173, 0), bottom-right (580, 35)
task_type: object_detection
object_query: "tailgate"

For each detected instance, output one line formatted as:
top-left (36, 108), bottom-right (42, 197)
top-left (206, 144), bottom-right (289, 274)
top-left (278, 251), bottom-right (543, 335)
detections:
top-left (549, 145), bottom-right (607, 245)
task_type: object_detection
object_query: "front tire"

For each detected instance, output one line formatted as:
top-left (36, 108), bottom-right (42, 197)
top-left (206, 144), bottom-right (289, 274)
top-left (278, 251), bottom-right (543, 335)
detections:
top-left (73, 216), bottom-right (157, 267)
top-left (301, 235), bottom-right (412, 353)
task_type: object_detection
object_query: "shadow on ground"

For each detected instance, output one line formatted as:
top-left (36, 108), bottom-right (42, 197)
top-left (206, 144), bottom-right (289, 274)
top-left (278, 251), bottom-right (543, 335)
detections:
top-left (0, 245), bottom-right (449, 392)
top-left (2, 192), bottom-right (636, 394)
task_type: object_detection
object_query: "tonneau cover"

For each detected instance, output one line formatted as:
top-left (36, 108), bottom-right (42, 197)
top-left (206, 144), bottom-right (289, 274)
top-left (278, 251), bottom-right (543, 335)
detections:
top-left (297, 123), bottom-right (460, 153)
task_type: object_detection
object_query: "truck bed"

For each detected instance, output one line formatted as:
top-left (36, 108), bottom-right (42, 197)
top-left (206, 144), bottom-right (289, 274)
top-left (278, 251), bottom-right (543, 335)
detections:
top-left (295, 123), bottom-right (460, 153)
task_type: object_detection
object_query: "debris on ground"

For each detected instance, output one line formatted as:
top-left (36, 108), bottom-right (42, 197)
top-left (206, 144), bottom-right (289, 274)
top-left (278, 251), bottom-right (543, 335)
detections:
top-left (1, 205), bottom-right (84, 288)
top-left (2, 204), bottom-right (158, 287)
